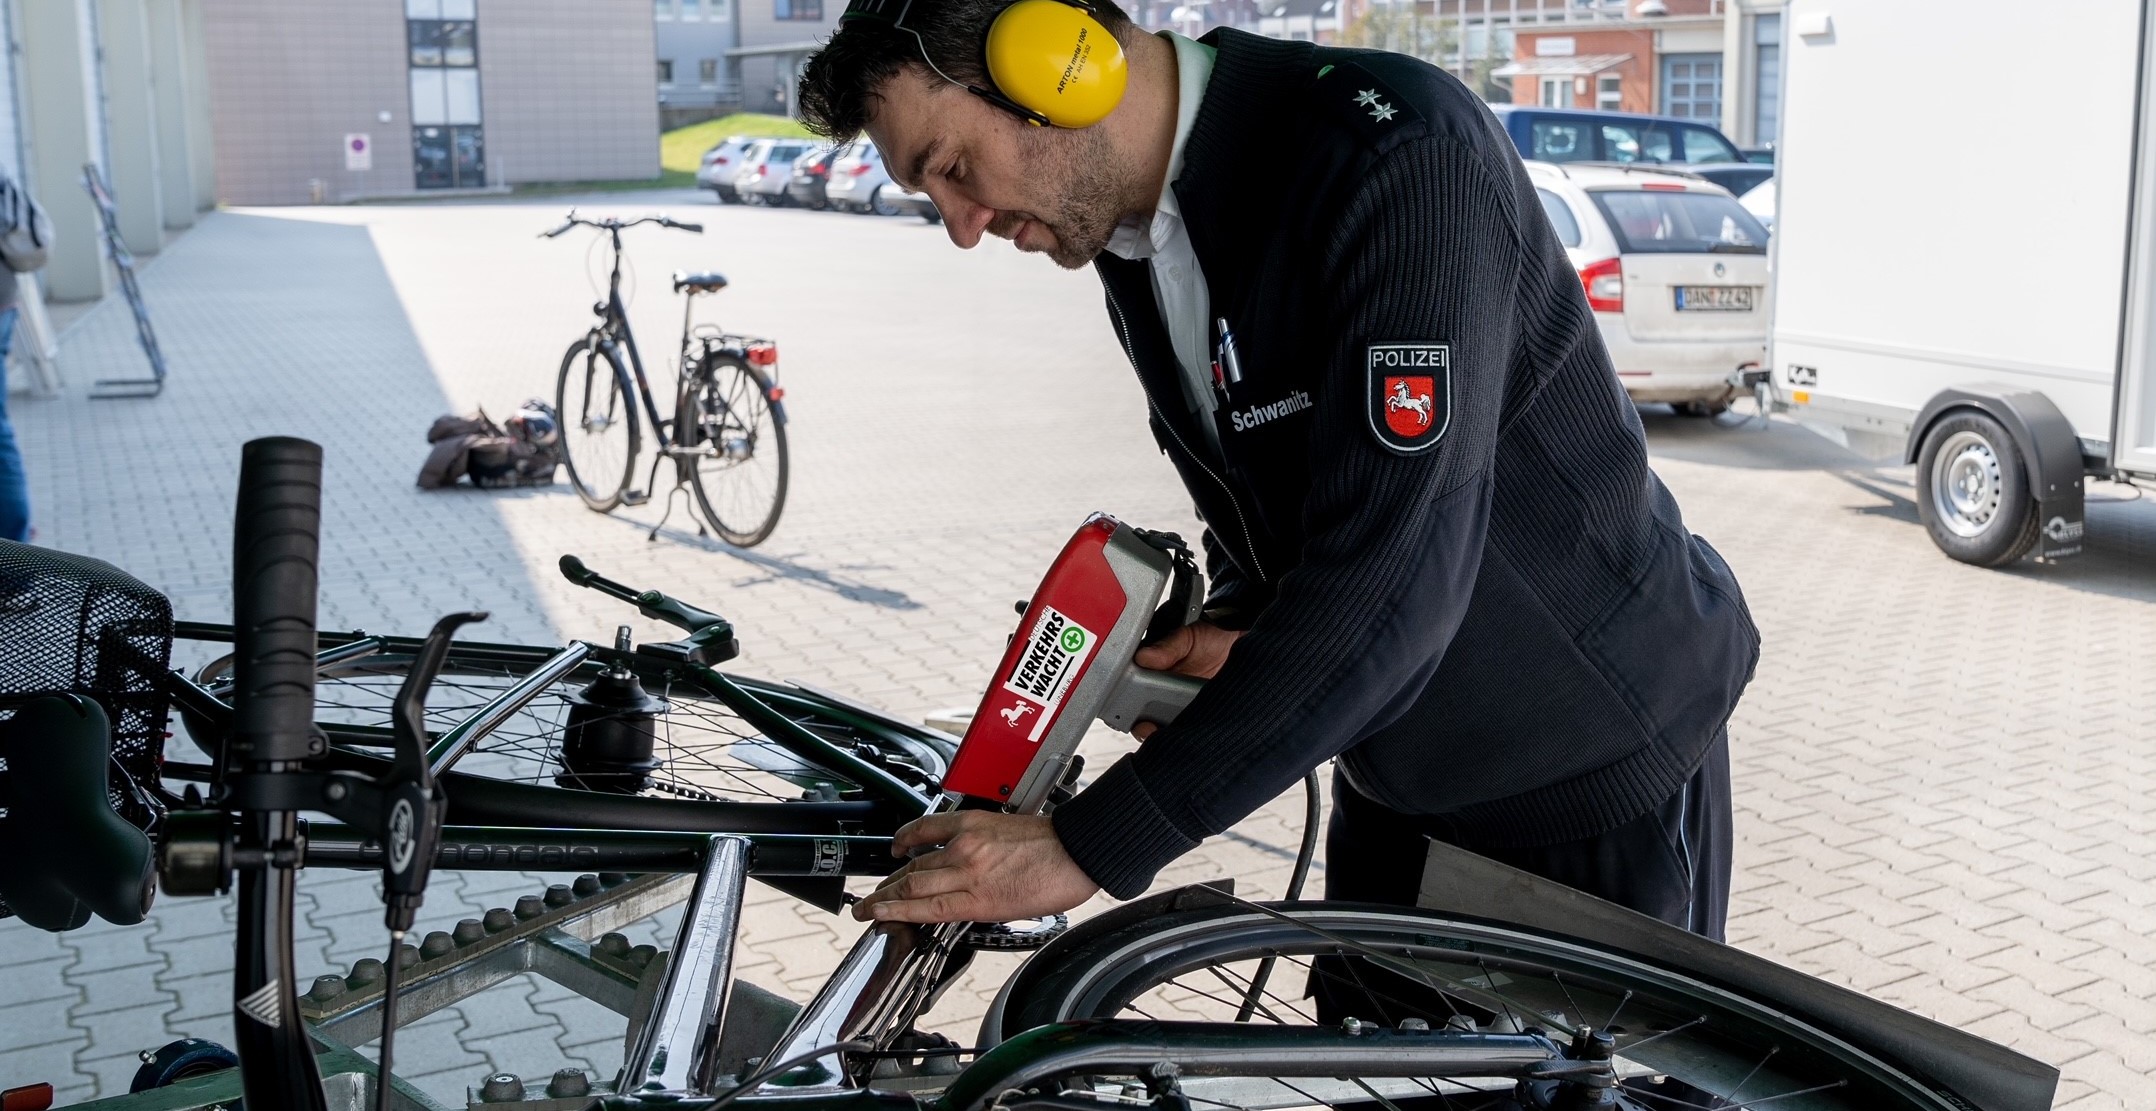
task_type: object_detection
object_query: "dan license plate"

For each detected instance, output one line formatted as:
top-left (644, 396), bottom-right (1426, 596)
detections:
top-left (1676, 286), bottom-right (1753, 312)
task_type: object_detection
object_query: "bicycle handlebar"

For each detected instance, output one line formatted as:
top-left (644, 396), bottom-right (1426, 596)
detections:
top-left (540, 213), bottom-right (703, 238)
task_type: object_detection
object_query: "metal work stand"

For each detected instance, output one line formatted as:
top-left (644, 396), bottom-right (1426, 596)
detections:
top-left (75, 837), bottom-right (796, 1111)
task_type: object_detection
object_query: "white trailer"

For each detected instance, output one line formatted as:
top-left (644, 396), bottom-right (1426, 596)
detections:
top-left (1767, 0), bottom-right (2156, 565)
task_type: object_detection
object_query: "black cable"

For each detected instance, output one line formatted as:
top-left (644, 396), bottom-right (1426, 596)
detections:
top-left (1235, 770), bottom-right (1324, 1021)
top-left (703, 1040), bottom-right (872, 1111)
top-left (375, 930), bottom-right (406, 1111)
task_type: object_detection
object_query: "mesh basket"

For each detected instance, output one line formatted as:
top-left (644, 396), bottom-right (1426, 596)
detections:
top-left (0, 540), bottom-right (174, 921)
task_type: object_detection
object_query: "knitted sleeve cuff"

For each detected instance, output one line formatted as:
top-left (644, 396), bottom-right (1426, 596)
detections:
top-left (1050, 754), bottom-right (1203, 900)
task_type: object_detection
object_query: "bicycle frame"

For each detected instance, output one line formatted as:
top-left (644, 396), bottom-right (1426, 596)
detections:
top-left (589, 223), bottom-right (678, 454)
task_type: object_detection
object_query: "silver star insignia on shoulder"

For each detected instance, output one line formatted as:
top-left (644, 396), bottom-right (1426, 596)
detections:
top-left (1369, 100), bottom-right (1398, 123)
top-left (1354, 88), bottom-right (1381, 107)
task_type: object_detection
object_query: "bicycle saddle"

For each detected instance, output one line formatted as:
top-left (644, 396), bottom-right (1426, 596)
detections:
top-left (672, 270), bottom-right (729, 294)
top-left (0, 694), bottom-right (156, 931)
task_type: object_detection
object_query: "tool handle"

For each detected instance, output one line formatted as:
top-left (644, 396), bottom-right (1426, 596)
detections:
top-left (1094, 664), bottom-right (1205, 735)
top-left (231, 437), bottom-right (322, 764)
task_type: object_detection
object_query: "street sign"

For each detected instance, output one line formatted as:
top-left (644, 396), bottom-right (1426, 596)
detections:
top-left (344, 133), bottom-right (372, 171)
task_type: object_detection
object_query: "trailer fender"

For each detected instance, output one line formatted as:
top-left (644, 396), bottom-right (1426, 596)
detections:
top-left (1905, 385), bottom-right (2085, 559)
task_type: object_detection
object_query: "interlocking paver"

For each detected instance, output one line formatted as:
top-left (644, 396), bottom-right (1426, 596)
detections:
top-left (0, 192), bottom-right (2149, 1107)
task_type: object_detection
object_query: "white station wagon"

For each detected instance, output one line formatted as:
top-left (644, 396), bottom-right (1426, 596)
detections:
top-left (1527, 160), bottom-right (1771, 416)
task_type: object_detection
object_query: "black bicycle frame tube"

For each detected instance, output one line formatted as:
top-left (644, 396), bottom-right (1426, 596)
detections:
top-left (940, 1021), bottom-right (1569, 1111)
top-left (689, 665), bottom-right (930, 813)
top-left (604, 232), bottom-right (674, 451)
top-left (422, 642), bottom-right (590, 775)
top-left (304, 824), bottom-right (896, 876)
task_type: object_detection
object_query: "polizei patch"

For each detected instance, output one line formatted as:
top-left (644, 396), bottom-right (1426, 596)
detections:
top-left (999, 604), bottom-right (1098, 742)
top-left (1366, 343), bottom-right (1451, 453)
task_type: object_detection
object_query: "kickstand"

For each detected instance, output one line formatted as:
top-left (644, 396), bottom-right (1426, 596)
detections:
top-left (647, 482), bottom-right (711, 542)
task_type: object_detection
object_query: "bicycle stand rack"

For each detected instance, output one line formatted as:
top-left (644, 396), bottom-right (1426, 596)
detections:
top-left (73, 837), bottom-right (808, 1111)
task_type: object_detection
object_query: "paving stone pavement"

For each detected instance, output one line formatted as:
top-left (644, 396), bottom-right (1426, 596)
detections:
top-left (1, 192), bottom-right (2150, 1108)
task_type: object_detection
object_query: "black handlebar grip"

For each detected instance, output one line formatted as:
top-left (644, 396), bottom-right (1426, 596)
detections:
top-left (678, 221), bottom-right (705, 233)
top-left (231, 437), bottom-right (323, 765)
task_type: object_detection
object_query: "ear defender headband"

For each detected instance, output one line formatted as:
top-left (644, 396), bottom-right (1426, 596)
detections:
top-left (840, 0), bottom-right (1128, 128)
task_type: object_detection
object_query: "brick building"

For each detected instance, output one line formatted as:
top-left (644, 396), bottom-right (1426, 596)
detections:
top-left (1496, 0), bottom-right (1726, 119)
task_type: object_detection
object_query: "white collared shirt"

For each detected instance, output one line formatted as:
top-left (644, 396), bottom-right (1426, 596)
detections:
top-left (1104, 31), bottom-right (1220, 455)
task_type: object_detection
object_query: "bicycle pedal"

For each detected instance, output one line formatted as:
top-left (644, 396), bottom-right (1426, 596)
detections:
top-left (622, 490), bottom-right (650, 506)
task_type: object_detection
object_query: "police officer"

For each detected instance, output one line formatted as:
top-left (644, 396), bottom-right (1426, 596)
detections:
top-left (798, 0), bottom-right (1757, 938)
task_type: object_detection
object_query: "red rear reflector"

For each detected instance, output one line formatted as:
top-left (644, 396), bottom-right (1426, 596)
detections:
top-left (746, 344), bottom-right (779, 366)
top-left (1577, 257), bottom-right (1624, 313)
top-left (1641, 182), bottom-right (1687, 191)
top-left (768, 386), bottom-right (785, 400)
top-left (2, 1084), bottom-right (55, 1111)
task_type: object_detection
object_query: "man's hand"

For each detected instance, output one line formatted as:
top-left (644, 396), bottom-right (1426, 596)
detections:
top-left (1130, 621), bottom-right (1245, 738)
top-left (852, 810), bottom-right (1098, 924)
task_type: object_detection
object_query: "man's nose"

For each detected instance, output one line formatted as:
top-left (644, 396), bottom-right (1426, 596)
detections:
top-left (931, 188), bottom-right (994, 250)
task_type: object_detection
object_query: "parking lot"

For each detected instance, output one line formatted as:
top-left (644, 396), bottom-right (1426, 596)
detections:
top-left (3, 191), bottom-right (2152, 1108)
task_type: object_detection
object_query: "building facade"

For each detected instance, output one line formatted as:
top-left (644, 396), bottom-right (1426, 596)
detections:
top-left (1, 0), bottom-right (214, 314)
top-left (1497, 0), bottom-right (1727, 121)
top-left (655, 0), bottom-right (740, 126)
top-left (202, 0), bottom-right (660, 205)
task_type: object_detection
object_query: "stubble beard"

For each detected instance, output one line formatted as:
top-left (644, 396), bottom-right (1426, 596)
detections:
top-left (1020, 125), bottom-right (1127, 270)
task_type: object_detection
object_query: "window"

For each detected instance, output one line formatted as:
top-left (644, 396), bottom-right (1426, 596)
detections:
top-left (1539, 76), bottom-right (1568, 107)
top-left (1596, 75), bottom-right (1621, 111)
top-left (1679, 126), bottom-right (1740, 164)
top-left (1536, 188), bottom-right (1582, 247)
top-left (655, 0), bottom-right (675, 17)
top-left (1587, 190), bottom-right (1768, 255)
top-left (657, 59), bottom-right (675, 84)
top-left (409, 20), bottom-right (475, 67)
top-left (408, 1), bottom-right (482, 189)
top-left (1659, 54), bottom-right (1722, 123)
top-left (1754, 12), bottom-right (1782, 144)
top-left (699, 58), bottom-right (718, 84)
top-left (1530, 120), bottom-right (1587, 161)
top-left (775, 0), bottom-right (823, 19)
top-left (1599, 122), bottom-right (1678, 163)
top-left (682, 0), bottom-right (701, 18)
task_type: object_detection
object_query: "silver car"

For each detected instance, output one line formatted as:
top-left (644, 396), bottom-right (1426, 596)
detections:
top-left (732, 138), bottom-right (819, 205)
top-left (823, 139), bottom-right (903, 215)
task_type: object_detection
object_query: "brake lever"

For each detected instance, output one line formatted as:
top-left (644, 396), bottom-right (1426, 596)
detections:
top-left (381, 610), bottom-right (485, 931)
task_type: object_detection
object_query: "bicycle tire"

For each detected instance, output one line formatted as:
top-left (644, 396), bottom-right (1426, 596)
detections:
top-left (179, 635), bottom-right (947, 824)
top-left (686, 353), bottom-right (790, 547)
top-left (557, 337), bottom-right (639, 512)
top-left (984, 901), bottom-right (1987, 1111)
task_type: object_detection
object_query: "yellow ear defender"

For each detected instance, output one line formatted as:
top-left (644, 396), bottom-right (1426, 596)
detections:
top-left (840, 0), bottom-right (1128, 128)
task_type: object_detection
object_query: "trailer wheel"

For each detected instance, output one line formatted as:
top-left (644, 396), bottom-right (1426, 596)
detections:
top-left (1915, 410), bottom-right (2042, 566)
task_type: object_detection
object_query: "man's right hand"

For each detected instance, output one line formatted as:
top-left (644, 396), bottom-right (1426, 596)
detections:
top-left (1131, 621), bottom-right (1244, 738)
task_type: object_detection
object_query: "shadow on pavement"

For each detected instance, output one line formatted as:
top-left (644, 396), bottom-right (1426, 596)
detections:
top-left (610, 512), bottom-right (923, 610)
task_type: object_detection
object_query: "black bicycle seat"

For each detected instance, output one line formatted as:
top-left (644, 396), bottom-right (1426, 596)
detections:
top-left (0, 694), bottom-right (156, 931)
top-left (672, 270), bottom-right (729, 294)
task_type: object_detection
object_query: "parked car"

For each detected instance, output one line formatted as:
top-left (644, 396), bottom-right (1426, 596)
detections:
top-left (1681, 162), bottom-right (1774, 199)
top-left (785, 146), bottom-right (844, 209)
top-left (1491, 106), bottom-right (1745, 167)
top-left (696, 136), bottom-right (756, 203)
top-left (733, 139), bottom-right (818, 205)
top-left (823, 139), bottom-right (902, 215)
top-left (1528, 160), bottom-right (1771, 415)
top-left (1739, 178), bottom-right (1775, 231)
top-left (1740, 146), bottom-right (1775, 165)
top-left (884, 183), bottom-right (940, 223)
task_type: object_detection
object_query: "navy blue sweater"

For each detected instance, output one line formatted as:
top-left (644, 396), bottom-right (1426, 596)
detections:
top-left (1050, 30), bottom-right (1760, 899)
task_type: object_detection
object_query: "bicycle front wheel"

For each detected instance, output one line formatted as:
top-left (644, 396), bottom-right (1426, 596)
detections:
top-left (984, 902), bottom-right (1987, 1111)
top-left (557, 337), bottom-right (639, 512)
top-left (686, 353), bottom-right (789, 547)
top-left (181, 636), bottom-right (947, 825)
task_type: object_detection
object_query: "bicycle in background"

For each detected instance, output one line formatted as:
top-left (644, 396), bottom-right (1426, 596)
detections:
top-left (546, 211), bottom-right (791, 548)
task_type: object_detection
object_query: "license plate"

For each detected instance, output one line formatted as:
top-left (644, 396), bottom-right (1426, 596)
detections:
top-left (1675, 286), bottom-right (1753, 312)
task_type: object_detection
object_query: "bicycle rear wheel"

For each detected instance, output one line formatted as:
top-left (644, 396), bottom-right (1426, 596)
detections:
top-left (557, 337), bottom-right (639, 512)
top-left (180, 636), bottom-right (947, 823)
top-left (985, 902), bottom-right (1986, 1111)
top-left (686, 353), bottom-right (789, 547)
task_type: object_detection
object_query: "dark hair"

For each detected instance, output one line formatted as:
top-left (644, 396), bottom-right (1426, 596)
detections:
top-left (796, 0), bottom-right (1135, 141)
